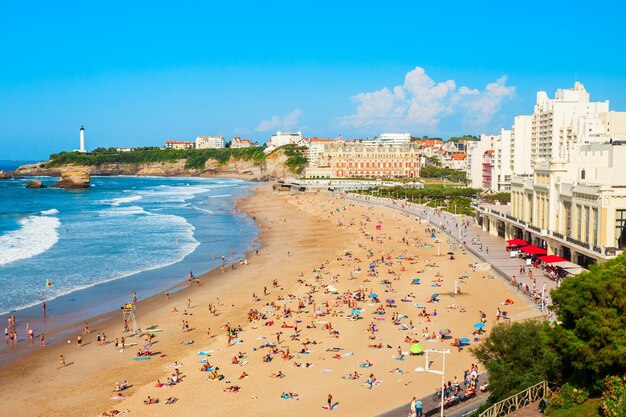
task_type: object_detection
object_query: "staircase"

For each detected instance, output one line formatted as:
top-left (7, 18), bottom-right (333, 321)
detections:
top-left (479, 381), bottom-right (552, 417)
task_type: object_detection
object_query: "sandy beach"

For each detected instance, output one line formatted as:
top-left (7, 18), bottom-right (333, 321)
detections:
top-left (0, 184), bottom-right (529, 417)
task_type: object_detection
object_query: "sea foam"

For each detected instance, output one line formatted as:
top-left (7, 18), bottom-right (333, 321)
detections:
top-left (0, 216), bottom-right (61, 266)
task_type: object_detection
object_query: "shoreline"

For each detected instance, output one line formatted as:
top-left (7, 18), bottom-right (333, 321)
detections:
top-left (0, 179), bottom-right (260, 364)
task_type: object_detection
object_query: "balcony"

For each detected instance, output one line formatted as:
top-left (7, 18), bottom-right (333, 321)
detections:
top-left (566, 236), bottom-right (590, 249)
top-left (528, 224), bottom-right (541, 232)
top-left (552, 231), bottom-right (564, 239)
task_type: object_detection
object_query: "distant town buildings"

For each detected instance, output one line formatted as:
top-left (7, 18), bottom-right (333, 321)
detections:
top-left (164, 140), bottom-right (195, 150)
top-left (268, 131), bottom-right (302, 148)
top-left (196, 136), bottom-right (225, 149)
top-left (230, 137), bottom-right (255, 148)
top-left (305, 139), bottom-right (420, 179)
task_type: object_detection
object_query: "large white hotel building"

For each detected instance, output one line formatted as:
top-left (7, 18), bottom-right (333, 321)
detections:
top-left (474, 82), bottom-right (626, 267)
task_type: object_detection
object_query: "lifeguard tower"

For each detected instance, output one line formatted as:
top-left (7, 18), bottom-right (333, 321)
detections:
top-left (122, 303), bottom-right (142, 336)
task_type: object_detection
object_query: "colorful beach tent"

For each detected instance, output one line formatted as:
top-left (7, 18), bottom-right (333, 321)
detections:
top-left (520, 245), bottom-right (547, 256)
top-left (506, 238), bottom-right (528, 247)
top-left (538, 255), bottom-right (567, 264)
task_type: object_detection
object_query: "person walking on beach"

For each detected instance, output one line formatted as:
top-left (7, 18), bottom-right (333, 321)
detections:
top-left (84, 321), bottom-right (90, 334)
top-left (77, 335), bottom-right (82, 347)
top-left (415, 399), bottom-right (423, 416)
top-left (58, 355), bottom-right (66, 369)
top-left (327, 393), bottom-right (333, 410)
top-left (409, 397), bottom-right (417, 417)
top-left (40, 334), bottom-right (45, 346)
top-left (42, 301), bottom-right (46, 317)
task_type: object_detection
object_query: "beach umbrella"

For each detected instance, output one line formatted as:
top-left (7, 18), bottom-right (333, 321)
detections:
top-left (439, 328), bottom-right (451, 335)
top-left (412, 278), bottom-right (421, 284)
top-left (369, 265), bottom-right (376, 270)
top-left (459, 338), bottom-right (470, 344)
top-left (447, 252), bottom-right (454, 255)
top-left (351, 309), bottom-right (362, 315)
top-left (473, 323), bottom-right (485, 329)
top-left (368, 294), bottom-right (378, 299)
top-left (431, 293), bottom-right (439, 298)
top-left (409, 343), bottom-right (423, 355)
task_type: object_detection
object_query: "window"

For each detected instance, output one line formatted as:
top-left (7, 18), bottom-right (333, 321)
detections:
top-left (592, 208), bottom-right (598, 246)
top-left (581, 169), bottom-right (585, 180)
top-left (584, 206), bottom-right (590, 243)
top-left (616, 210), bottom-right (626, 249)
top-left (564, 201), bottom-right (572, 236)
top-left (576, 205), bottom-right (582, 240)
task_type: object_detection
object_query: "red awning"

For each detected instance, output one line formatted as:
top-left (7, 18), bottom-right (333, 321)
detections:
top-left (520, 245), bottom-right (547, 255)
top-left (538, 255), bottom-right (568, 264)
top-left (506, 238), bottom-right (529, 246)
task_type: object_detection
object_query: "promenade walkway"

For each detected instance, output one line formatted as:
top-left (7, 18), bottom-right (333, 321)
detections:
top-left (377, 374), bottom-right (490, 417)
top-left (341, 193), bottom-right (557, 314)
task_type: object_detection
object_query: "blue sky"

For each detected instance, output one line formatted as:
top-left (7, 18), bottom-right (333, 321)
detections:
top-left (1, 1), bottom-right (626, 160)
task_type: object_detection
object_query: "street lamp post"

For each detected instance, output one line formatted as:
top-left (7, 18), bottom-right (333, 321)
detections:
top-left (415, 349), bottom-right (450, 417)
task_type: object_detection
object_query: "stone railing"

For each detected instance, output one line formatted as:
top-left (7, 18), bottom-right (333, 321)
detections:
top-left (552, 231), bottom-right (564, 239)
top-left (528, 224), bottom-right (541, 232)
top-left (479, 381), bottom-right (553, 417)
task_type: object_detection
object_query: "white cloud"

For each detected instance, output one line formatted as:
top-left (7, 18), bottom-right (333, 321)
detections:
top-left (340, 67), bottom-right (515, 130)
top-left (255, 109), bottom-right (303, 132)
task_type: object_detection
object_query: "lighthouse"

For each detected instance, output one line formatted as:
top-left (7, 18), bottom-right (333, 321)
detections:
top-left (79, 125), bottom-right (86, 153)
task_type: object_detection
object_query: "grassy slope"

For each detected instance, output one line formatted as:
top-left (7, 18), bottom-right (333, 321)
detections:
top-left (547, 398), bottom-right (601, 417)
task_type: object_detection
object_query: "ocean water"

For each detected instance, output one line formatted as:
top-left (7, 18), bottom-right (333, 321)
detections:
top-left (0, 175), bottom-right (258, 316)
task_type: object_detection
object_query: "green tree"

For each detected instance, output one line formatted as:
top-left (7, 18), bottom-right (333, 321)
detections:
top-left (472, 320), bottom-right (561, 401)
top-left (547, 253), bottom-right (626, 388)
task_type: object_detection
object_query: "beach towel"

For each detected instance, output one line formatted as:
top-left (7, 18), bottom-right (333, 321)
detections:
top-left (320, 369), bottom-right (334, 374)
top-left (133, 357), bottom-right (150, 360)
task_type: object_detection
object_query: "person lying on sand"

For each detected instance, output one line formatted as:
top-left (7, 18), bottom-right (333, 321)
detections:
top-left (223, 385), bottom-right (240, 393)
top-left (270, 371), bottom-right (285, 378)
top-left (144, 396), bottom-right (158, 405)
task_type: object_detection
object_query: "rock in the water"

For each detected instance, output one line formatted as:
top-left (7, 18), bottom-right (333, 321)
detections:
top-left (53, 169), bottom-right (90, 189)
top-left (26, 180), bottom-right (44, 188)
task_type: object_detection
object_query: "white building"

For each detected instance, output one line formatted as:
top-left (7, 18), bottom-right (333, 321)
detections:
top-left (196, 136), bottom-right (225, 149)
top-left (231, 137), bottom-right (254, 148)
top-left (478, 139), bottom-right (626, 267)
top-left (530, 82), bottom-right (609, 164)
top-left (268, 131), bottom-right (302, 148)
top-left (509, 115), bottom-right (533, 177)
top-left (366, 133), bottom-right (411, 146)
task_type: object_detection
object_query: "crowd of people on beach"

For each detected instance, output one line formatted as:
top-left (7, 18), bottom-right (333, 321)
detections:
top-left (16, 189), bottom-right (536, 417)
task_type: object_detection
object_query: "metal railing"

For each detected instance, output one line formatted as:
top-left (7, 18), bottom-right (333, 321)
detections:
top-left (479, 381), bottom-right (553, 417)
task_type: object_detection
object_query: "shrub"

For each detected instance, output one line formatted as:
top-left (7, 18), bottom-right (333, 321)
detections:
top-left (600, 376), bottom-right (626, 417)
top-left (546, 384), bottom-right (589, 413)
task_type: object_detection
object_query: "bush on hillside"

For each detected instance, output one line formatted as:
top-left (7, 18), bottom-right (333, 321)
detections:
top-left (545, 384), bottom-right (589, 414)
top-left (600, 376), bottom-right (626, 417)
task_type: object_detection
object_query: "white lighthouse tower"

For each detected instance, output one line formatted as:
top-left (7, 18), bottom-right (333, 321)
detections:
top-left (79, 125), bottom-right (86, 153)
